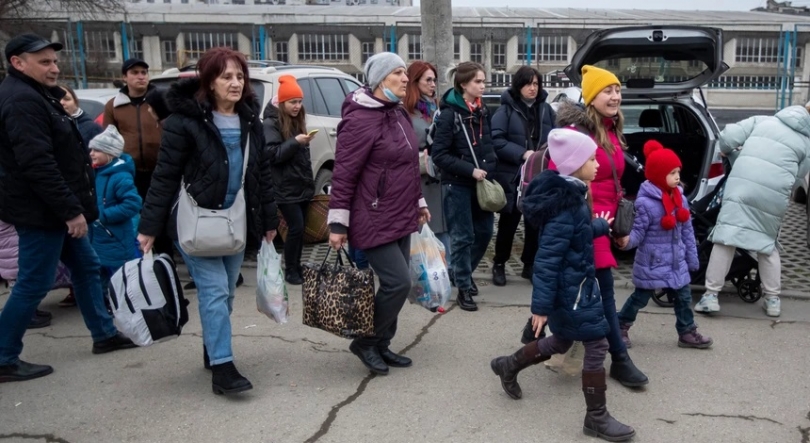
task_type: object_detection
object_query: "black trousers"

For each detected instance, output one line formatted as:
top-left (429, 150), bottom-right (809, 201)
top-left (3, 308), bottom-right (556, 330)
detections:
top-left (278, 201), bottom-right (309, 274)
top-left (493, 207), bottom-right (539, 267)
top-left (134, 170), bottom-right (173, 257)
top-left (355, 235), bottom-right (412, 349)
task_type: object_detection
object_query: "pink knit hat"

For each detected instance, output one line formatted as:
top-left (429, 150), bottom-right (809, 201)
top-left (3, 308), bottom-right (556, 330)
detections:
top-left (547, 128), bottom-right (597, 176)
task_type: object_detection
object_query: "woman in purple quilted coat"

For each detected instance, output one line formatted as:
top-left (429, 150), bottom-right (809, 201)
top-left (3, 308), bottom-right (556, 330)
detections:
top-left (616, 140), bottom-right (712, 349)
top-left (327, 52), bottom-right (429, 376)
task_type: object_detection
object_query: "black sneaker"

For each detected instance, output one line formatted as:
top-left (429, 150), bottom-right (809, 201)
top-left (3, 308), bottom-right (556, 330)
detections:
top-left (35, 309), bottom-right (53, 320)
top-left (469, 280), bottom-right (479, 297)
top-left (92, 332), bottom-right (138, 354)
top-left (27, 313), bottom-right (51, 330)
top-left (211, 361), bottom-right (253, 395)
top-left (492, 264), bottom-right (506, 287)
top-left (456, 289), bottom-right (478, 311)
top-left (285, 270), bottom-right (303, 285)
top-left (0, 360), bottom-right (54, 383)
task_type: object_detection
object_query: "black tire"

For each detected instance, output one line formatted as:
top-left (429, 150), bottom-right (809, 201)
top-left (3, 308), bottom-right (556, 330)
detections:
top-left (314, 168), bottom-right (332, 195)
top-left (651, 289), bottom-right (675, 308)
top-left (737, 277), bottom-right (762, 303)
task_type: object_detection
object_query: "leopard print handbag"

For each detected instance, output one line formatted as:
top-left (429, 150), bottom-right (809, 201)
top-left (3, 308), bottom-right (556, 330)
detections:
top-left (302, 248), bottom-right (376, 339)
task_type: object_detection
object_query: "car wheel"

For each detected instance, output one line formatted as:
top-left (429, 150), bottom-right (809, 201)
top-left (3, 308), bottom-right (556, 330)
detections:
top-left (314, 168), bottom-right (332, 195)
top-left (806, 197), bottom-right (810, 249)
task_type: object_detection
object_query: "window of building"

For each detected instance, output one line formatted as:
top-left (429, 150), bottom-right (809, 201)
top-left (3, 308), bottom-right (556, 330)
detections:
top-left (275, 41), bottom-right (288, 63)
top-left (85, 31), bottom-right (117, 62)
top-left (161, 39), bottom-right (177, 65)
top-left (735, 37), bottom-right (779, 64)
top-left (518, 35), bottom-right (568, 62)
top-left (183, 32), bottom-right (237, 61)
top-left (297, 34), bottom-right (349, 61)
top-left (709, 75), bottom-right (779, 90)
top-left (492, 42), bottom-right (506, 68)
top-left (408, 34), bottom-right (422, 61)
top-left (490, 72), bottom-right (512, 88)
top-left (361, 41), bottom-right (375, 63)
top-left (128, 38), bottom-right (143, 60)
top-left (470, 42), bottom-right (483, 64)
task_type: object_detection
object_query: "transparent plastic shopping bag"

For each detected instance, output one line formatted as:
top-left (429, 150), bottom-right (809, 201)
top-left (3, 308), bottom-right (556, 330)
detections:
top-left (544, 340), bottom-right (584, 376)
top-left (407, 225), bottom-right (452, 312)
top-left (256, 239), bottom-right (289, 324)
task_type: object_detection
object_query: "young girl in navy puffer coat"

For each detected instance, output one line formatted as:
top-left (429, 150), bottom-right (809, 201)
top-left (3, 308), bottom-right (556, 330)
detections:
top-left (616, 140), bottom-right (712, 349)
top-left (490, 129), bottom-right (635, 442)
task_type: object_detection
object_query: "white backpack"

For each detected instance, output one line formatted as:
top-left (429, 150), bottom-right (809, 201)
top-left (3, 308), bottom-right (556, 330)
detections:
top-left (108, 252), bottom-right (189, 347)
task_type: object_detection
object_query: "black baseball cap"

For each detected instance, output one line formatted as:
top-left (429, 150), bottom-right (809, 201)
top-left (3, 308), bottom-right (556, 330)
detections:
top-left (4, 33), bottom-right (63, 62)
top-left (121, 58), bottom-right (149, 75)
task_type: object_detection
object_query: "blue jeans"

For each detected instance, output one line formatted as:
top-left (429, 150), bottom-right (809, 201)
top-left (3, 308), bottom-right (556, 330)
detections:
top-left (0, 227), bottom-right (117, 365)
top-left (444, 184), bottom-right (494, 291)
top-left (618, 285), bottom-right (696, 336)
top-left (348, 245), bottom-right (369, 270)
top-left (595, 268), bottom-right (627, 357)
top-left (176, 243), bottom-right (245, 366)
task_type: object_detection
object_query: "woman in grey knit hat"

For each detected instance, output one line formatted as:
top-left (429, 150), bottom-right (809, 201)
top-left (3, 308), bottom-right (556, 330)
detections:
top-left (327, 52), bottom-right (429, 376)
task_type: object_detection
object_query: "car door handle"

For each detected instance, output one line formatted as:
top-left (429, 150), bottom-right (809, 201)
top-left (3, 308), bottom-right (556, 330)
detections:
top-left (329, 130), bottom-right (337, 137)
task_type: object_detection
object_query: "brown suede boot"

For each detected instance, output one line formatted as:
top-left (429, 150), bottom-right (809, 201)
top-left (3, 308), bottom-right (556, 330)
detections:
top-left (582, 369), bottom-right (636, 442)
top-left (490, 340), bottom-right (550, 400)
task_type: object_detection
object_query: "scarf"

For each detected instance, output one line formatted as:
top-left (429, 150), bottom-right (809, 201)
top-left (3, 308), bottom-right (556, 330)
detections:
top-left (416, 94), bottom-right (437, 122)
top-left (659, 185), bottom-right (691, 230)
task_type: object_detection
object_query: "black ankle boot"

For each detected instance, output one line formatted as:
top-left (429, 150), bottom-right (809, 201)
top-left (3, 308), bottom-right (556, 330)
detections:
top-left (211, 361), bottom-right (252, 395)
top-left (492, 264), bottom-right (506, 286)
top-left (582, 369), bottom-right (635, 441)
top-left (490, 340), bottom-right (550, 399)
top-left (349, 341), bottom-right (388, 375)
top-left (609, 352), bottom-right (648, 388)
top-left (456, 289), bottom-right (477, 311)
top-left (203, 345), bottom-right (211, 370)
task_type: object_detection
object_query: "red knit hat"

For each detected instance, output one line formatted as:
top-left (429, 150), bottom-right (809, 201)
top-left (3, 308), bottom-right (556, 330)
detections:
top-left (277, 75), bottom-right (303, 103)
top-left (643, 140), bottom-right (690, 230)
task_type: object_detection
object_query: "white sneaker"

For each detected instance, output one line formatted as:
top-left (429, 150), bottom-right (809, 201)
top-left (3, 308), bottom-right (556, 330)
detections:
top-left (694, 293), bottom-right (720, 313)
top-left (763, 297), bottom-right (781, 317)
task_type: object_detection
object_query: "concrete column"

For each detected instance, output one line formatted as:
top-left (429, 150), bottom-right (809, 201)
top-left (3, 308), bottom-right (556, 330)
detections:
top-left (237, 33), bottom-right (252, 58)
top-left (421, 0), bottom-right (453, 94)
top-left (484, 33), bottom-right (493, 83)
top-left (349, 34), bottom-right (362, 72)
top-left (289, 34), bottom-right (299, 64)
top-left (143, 36), bottom-right (163, 73)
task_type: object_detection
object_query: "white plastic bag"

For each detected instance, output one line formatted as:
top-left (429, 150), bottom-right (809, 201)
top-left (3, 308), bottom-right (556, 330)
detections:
top-left (407, 225), bottom-right (452, 312)
top-left (256, 240), bottom-right (289, 324)
top-left (544, 340), bottom-right (584, 376)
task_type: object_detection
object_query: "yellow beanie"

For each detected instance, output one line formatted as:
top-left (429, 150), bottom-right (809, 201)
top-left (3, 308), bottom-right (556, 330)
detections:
top-left (581, 65), bottom-right (620, 106)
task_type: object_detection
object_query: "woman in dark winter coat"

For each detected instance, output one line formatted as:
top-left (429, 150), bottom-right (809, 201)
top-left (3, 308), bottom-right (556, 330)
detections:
top-left (431, 62), bottom-right (496, 312)
top-left (328, 52), bottom-right (428, 376)
top-left (59, 84), bottom-right (102, 147)
top-left (137, 47), bottom-right (279, 396)
top-left (404, 61), bottom-right (452, 273)
top-left (263, 75), bottom-right (315, 285)
top-left (491, 66), bottom-right (555, 287)
top-left (553, 65), bottom-right (649, 389)
top-left (491, 129), bottom-right (635, 443)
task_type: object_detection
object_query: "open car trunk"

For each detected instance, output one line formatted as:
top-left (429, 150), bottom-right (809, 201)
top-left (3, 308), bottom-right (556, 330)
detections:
top-left (619, 100), bottom-right (716, 200)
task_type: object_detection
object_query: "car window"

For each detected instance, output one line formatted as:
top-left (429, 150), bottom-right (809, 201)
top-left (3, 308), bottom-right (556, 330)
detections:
top-left (79, 100), bottom-right (106, 121)
top-left (314, 78), bottom-right (346, 118)
top-left (342, 78), bottom-right (361, 94)
top-left (297, 78), bottom-right (316, 116)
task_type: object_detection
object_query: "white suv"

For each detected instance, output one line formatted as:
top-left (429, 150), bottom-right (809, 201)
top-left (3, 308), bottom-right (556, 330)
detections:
top-left (151, 62), bottom-right (363, 194)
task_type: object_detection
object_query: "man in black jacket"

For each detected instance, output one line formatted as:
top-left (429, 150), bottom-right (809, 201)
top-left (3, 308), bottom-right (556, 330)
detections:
top-left (0, 34), bottom-right (136, 383)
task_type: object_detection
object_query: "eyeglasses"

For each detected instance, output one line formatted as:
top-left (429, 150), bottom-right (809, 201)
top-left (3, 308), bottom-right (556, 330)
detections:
top-left (423, 78), bottom-right (436, 84)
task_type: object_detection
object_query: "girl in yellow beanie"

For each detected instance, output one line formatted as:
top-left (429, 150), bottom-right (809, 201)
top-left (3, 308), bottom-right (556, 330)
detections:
top-left (554, 64), bottom-right (651, 391)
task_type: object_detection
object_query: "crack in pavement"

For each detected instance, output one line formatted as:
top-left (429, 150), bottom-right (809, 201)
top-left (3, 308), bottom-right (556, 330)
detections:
top-left (657, 418), bottom-right (677, 425)
top-left (770, 320), bottom-right (798, 329)
top-left (303, 306), bottom-right (455, 443)
top-left (0, 433), bottom-right (71, 443)
top-left (682, 412), bottom-right (782, 425)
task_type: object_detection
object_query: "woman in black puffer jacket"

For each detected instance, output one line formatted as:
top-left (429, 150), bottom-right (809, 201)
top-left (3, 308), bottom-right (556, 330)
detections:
top-left (262, 75), bottom-right (315, 285)
top-left (138, 47), bottom-right (279, 396)
top-left (490, 66), bottom-right (555, 287)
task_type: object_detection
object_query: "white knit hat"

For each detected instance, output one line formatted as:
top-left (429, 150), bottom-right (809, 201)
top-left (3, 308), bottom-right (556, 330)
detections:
top-left (89, 125), bottom-right (124, 158)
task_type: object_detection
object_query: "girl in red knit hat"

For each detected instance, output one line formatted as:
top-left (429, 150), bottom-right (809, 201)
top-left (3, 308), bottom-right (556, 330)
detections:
top-left (615, 140), bottom-right (713, 349)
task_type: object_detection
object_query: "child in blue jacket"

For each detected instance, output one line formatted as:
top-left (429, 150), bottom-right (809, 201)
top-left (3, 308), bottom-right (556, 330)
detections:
top-left (490, 129), bottom-right (634, 442)
top-left (87, 125), bottom-right (142, 294)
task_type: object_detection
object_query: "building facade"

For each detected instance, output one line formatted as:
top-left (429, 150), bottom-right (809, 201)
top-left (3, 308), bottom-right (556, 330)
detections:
top-left (2, 4), bottom-right (808, 108)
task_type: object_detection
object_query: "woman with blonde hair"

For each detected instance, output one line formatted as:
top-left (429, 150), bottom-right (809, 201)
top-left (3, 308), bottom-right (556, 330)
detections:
top-left (553, 65), bottom-right (648, 389)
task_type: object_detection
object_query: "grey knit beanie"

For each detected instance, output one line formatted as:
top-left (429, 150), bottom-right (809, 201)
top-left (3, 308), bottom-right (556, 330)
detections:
top-left (89, 125), bottom-right (124, 158)
top-left (364, 52), bottom-right (406, 91)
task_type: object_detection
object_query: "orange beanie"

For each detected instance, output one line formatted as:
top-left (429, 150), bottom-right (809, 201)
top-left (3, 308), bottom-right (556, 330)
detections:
top-left (277, 75), bottom-right (303, 103)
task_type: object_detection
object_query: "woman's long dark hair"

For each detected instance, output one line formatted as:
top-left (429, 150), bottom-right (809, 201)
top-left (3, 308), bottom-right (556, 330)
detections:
top-left (278, 101), bottom-right (307, 140)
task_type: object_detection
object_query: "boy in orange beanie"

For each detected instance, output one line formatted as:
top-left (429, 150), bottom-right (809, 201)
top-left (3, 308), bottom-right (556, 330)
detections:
top-left (616, 140), bottom-right (712, 349)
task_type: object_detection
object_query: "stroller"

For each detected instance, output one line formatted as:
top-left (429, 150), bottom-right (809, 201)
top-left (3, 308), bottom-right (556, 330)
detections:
top-left (652, 173), bottom-right (762, 307)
